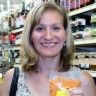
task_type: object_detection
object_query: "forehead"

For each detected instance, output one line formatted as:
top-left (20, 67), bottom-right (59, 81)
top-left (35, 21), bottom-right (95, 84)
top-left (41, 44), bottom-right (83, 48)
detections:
top-left (33, 7), bottom-right (63, 28)
top-left (35, 7), bottom-right (62, 19)
top-left (40, 10), bottom-right (63, 24)
top-left (42, 9), bottom-right (62, 16)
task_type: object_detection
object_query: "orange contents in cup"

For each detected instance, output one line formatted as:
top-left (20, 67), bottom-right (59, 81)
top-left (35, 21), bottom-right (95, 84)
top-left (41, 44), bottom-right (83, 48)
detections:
top-left (49, 76), bottom-right (81, 96)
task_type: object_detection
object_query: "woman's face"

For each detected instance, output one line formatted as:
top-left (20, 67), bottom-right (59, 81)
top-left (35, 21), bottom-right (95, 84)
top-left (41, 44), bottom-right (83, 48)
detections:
top-left (31, 10), bottom-right (66, 58)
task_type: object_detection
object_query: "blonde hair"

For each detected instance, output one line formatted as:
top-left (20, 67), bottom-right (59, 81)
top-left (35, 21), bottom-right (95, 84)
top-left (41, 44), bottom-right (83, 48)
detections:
top-left (20, 2), bottom-right (74, 72)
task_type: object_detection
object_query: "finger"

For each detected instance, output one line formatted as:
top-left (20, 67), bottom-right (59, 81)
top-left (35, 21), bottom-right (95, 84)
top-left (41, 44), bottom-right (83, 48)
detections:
top-left (70, 95), bottom-right (83, 96)
top-left (69, 88), bottom-right (84, 96)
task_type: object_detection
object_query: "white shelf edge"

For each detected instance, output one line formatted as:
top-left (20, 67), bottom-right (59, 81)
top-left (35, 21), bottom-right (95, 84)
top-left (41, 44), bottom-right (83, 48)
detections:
top-left (15, 38), bottom-right (21, 45)
top-left (68, 3), bottom-right (96, 16)
top-left (74, 38), bottom-right (96, 45)
top-left (0, 46), bottom-right (21, 51)
top-left (11, 28), bottom-right (24, 33)
top-left (11, 46), bottom-right (21, 50)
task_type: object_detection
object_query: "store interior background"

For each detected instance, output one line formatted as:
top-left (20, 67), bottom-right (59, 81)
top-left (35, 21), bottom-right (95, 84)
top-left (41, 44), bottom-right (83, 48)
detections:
top-left (0, 0), bottom-right (96, 83)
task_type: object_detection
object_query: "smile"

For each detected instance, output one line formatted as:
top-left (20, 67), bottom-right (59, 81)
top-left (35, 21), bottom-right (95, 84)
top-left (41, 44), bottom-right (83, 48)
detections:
top-left (40, 42), bottom-right (58, 48)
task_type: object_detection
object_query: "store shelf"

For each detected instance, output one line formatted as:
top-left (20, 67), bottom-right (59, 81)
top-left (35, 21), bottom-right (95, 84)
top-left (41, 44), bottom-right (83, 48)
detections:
top-left (15, 38), bottom-right (21, 45)
top-left (68, 3), bottom-right (96, 16)
top-left (11, 28), bottom-right (24, 33)
top-left (11, 46), bottom-right (21, 50)
top-left (74, 37), bottom-right (96, 46)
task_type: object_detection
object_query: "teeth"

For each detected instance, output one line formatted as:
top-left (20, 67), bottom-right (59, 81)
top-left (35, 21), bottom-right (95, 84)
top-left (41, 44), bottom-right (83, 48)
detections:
top-left (41, 43), bottom-right (56, 47)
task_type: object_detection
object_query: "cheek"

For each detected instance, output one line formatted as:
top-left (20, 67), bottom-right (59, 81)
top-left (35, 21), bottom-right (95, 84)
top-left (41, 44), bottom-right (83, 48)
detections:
top-left (31, 34), bottom-right (42, 52)
top-left (31, 37), bottom-right (38, 47)
top-left (31, 33), bottom-right (40, 44)
top-left (59, 31), bottom-right (67, 42)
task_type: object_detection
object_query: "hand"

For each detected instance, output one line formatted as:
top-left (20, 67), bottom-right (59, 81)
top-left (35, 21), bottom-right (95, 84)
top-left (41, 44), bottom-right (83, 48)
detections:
top-left (69, 87), bottom-right (84, 96)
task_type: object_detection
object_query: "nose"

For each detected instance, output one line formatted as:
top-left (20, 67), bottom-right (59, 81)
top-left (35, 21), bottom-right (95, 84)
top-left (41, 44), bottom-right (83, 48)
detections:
top-left (44, 28), bottom-right (54, 40)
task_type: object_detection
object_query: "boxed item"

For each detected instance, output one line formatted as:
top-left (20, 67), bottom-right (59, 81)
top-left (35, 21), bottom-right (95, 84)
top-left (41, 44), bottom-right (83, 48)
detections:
top-left (70, 0), bottom-right (76, 10)
top-left (76, 0), bottom-right (80, 8)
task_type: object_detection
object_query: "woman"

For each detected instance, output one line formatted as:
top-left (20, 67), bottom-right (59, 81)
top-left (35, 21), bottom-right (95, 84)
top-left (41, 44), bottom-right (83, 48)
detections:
top-left (1, 2), bottom-right (96, 96)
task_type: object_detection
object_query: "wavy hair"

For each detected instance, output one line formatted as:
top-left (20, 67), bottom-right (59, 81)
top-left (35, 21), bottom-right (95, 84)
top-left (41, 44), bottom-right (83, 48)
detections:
top-left (20, 2), bottom-right (75, 72)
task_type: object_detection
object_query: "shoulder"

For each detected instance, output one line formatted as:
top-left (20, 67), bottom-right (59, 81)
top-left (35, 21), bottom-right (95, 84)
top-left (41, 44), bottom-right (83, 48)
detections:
top-left (80, 70), bottom-right (95, 84)
top-left (80, 70), bottom-right (96, 96)
top-left (4, 68), bottom-right (14, 78)
top-left (1, 68), bottom-right (14, 96)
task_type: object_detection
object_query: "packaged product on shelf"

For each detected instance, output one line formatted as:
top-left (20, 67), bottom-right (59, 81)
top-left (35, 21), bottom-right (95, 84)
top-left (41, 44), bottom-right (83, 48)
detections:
top-left (9, 33), bottom-right (16, 44)
top-left (85, 0), bottom-right (94, 5)
top-left (90, 27), bottom-right (96, 37)
top-left (70, 0), bottom-right (76, 10)
top-left (91, 53), bottom-right (96, 65)
top-left (60, 0), bottom-right (66, 7)
top-left (60, 0), bottom-right (70, 10)
top-left (15, 13), bottom-right (21, 29)
top-left (80, 0), bottom-right (93, 7)
top-left (76, 0), bottom-right (80, 9)
top-left (19, 12), bottom-right (25, 27)
top-left (65, 0), bottom-right (70, 11)
top-left (90, 13), bottom-right (96, 37)
top-left (91, 13), bottom-right (96, 24)
top-left (2, 35), bottom-right (9, 44)
top-left (74, 33), bottom-right (83, 39)
top-left (80, 0), bottom-right (86, 7)
top-left (34, 0), bottom-right (42, 6)
top-left (3, 17), bottom-right (9, 31)
top-left (71, 21), bottom-right (77, 33)
top-left (10, 14), bottom-right (15, 29)
top-left (76, 18), bottom-right (86, 31)
top-left (83, 28), bottom-right (91, 38)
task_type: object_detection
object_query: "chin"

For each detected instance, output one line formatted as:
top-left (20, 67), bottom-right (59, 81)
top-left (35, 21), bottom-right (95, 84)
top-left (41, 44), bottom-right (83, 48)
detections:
top-left (40, 52), bottom-right (60, 58)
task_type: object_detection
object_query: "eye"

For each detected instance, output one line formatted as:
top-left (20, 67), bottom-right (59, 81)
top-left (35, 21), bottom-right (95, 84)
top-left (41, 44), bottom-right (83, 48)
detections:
top-left (34, 25), bottom-right (45, 32)
top-left (53, 27), bottom-right (61, 30)
top-left (52, 26), bottom-right (61, 31)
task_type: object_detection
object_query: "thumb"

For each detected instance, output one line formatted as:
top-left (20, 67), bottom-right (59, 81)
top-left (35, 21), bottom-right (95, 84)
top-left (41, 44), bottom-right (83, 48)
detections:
top-left (69, 87), bottom-right (84, 95)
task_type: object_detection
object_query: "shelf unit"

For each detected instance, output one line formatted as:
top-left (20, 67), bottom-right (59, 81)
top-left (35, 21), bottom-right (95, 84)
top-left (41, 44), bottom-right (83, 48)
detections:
top-left (67, 3), bottom-right (96, 68)
top-left (1, 1), bottom-right (95, 50)
top-left (11, 28), bottom-right (23, 34)
top-left (68, 3), bottom-right (96, 46)
top-left (0, 1), bottom-right (96, 74)
top-left (68, 3), bottom-right (96, 16)
top-left (10, 4), bottom-right (96, 47)
top-left (74, 37), bottom-right (96, 46)
top-left (5, 3), bottom-right (96, 51)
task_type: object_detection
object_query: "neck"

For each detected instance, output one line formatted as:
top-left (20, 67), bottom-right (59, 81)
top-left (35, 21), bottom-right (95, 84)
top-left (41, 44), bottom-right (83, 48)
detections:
top-left (37, 55), bottom-right (60, 76)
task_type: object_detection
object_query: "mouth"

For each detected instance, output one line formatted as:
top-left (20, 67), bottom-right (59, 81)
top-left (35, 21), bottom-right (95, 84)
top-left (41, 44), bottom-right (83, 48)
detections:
top-left (40, 42), bottom-right (58, 48)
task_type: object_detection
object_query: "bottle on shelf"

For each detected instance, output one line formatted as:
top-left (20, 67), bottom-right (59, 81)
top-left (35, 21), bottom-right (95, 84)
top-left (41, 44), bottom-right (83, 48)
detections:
top-left (19, 12), bottom-right (25, 28)
top-left (80, 0), bottom-right (86, 7)
top-left (76, 18), bottom-right (86, 31)
top-left (54, 0), bottom-right (60, 3)
top-left (91, 11), bottom-right (96, 26)
top-left (70, 0), bottom-right (76, 11)
top-left (71, 20), bottom-right (77, 33)
top-left (10, 14), bottom-right (15, 30)
top-left (76, 0), bottom-right (80, 9)
top-left (15, 13), bottom-right (21, 29)
top-left (59, 0), bottom-right (70, 11)
top-left (85, 0), bottom-right (94, 6)
top-left (90, 11), bottom-right (96, 37)
top-left (60, 0), bottom-right (65, 7)
top-left (3, 17), bottom-right (9, 32)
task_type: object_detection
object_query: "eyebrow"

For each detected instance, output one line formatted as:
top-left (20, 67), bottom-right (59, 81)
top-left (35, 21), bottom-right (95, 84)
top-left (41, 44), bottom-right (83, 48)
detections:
top-left (36, 23), bottom-right (63, 26)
